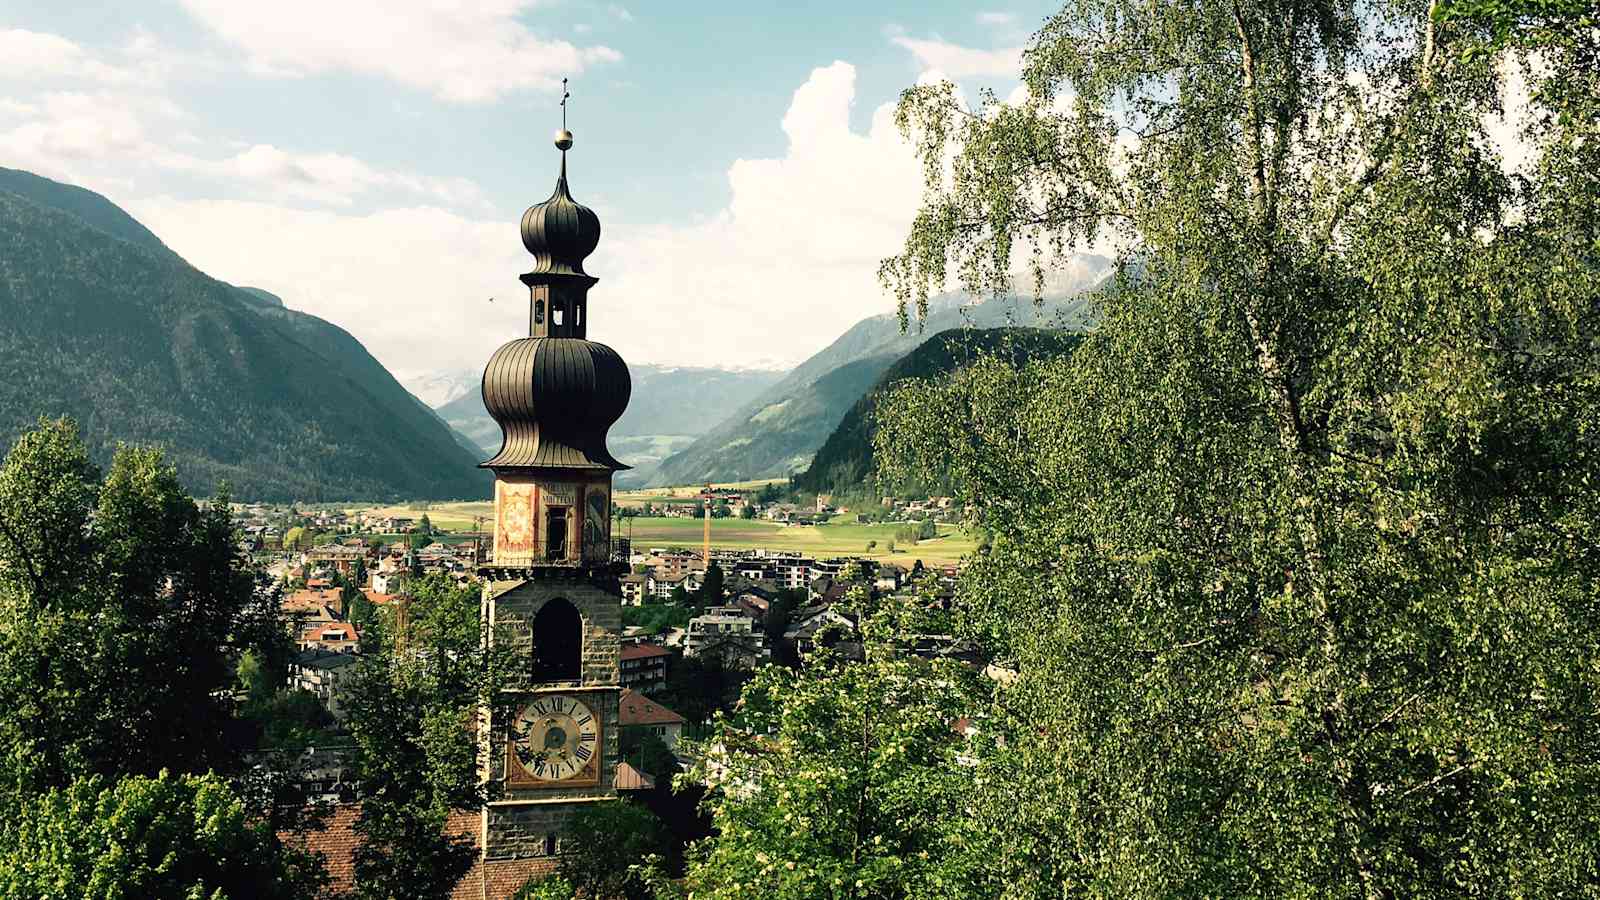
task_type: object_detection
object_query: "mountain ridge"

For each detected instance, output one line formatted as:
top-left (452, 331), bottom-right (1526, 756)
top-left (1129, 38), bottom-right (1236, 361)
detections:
top-left (644, 259), bottom-right (1111, 487)
top-left (0, 168), bottom-right (487, 502)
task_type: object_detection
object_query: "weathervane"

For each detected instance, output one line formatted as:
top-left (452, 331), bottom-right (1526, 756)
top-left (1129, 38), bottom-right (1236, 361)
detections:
top-left (556, 77), bottom-right (574, 151)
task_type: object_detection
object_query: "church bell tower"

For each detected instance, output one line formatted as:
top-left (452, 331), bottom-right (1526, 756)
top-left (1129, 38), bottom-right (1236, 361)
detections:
top-left (477, 118), bottom-right (629, 863)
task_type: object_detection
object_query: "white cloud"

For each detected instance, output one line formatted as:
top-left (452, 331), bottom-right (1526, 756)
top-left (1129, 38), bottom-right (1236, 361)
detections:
top-left (0, 91), bottom-right (200, 194)
top-left (892, 35), bottom-right (1021, 79)
top-left (177, 0), bottom-right (621, 103)
top-left (976, 11), bottom-right (1017, 27)
top-left (0, 98), bottom-right (39, 118)
top-left (599, 61), bottom-right (925, 367)
top-left (131, 62), bottom-right (930, 374)
top-left (0, 91), bottom-right (487, 212)
top-left (221, 144), bottom-right (488, 208)
top-left (0, 29), bottom-right (136, 84)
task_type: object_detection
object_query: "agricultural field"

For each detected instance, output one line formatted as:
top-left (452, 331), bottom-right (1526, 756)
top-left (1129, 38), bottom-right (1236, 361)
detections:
top-left (346, 501), bottom-right (493, 533)
top-left (345, 498), bottom-right (977, 565)
top-left (614, 478), bottom-right (787, 508)
top-left (617, 516), bottom-right (977, 566)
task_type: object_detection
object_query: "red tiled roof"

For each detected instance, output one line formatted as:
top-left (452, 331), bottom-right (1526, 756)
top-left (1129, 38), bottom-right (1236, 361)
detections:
top-left (620, 643), bottom-right (670, 661)
top-left (618, 688), bottom-right (685, 727)
top-left (362, 589), bottom-right (400, 606)
top-left (284, 588), bottom-right (343, 613)
top-left (305, 623), bottom-right (357, 641)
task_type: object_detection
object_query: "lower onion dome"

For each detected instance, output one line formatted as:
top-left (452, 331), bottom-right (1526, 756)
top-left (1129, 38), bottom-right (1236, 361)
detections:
top-left (480, 337), bottom-right (631, 470)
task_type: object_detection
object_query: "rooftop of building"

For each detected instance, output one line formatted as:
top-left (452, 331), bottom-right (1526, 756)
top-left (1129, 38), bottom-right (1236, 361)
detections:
top-left (618, 688), bottom-right (685, 727)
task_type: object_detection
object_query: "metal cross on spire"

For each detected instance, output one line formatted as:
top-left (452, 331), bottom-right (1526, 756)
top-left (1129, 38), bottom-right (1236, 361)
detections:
top-left (555, 78), bottom-right (575, 151)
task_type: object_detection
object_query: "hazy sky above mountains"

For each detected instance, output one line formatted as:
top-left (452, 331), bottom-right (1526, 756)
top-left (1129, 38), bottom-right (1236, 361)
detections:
top-left (0, 1), bottom-right (1062, 377)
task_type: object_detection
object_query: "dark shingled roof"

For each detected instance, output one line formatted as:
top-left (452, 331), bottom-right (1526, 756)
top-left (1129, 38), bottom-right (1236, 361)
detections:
top-left (519, 154), bottom-right (600, 278)
top-left (480, 336), bottom-right (631, 470)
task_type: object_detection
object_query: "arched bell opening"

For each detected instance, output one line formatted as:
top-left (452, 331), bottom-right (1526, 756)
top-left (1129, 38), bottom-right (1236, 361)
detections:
top-left (530, 597), bottom-right (583, 683)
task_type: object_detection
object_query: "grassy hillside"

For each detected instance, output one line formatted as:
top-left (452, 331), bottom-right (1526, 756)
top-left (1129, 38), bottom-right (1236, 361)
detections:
top-left (647, 265), bottom-right (1110, 487)
top-left (0, 169), bottom-right (487, 501)
top-left (793, 327), bottom-right (1083, 496)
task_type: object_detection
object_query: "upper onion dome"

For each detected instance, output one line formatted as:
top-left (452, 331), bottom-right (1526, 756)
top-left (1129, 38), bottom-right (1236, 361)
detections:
top-left (519, 144), bottom-right (600, 277)
top-left (480, 336), bottom-right (631, 470)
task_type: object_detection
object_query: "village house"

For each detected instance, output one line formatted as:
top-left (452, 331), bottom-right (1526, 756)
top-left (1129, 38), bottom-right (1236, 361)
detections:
top-left (620, 572), bottom-right (647, 605)
top-left (370, 570), bottom-right (408, 594)
top-left (875, 563), bottom-right (908, 592)
top-left (773, 557), bottom-right (815, 590)
top-left (618, 687), bottom-right (687, 753)
top-left (283, 586), bottom-right (346, 623)
top-left (785, 604), bottom-right (860, 657)
top-left (304, 543), bottom-right (367, 575)
top-left (301, 621), bottom-right (360, 653)
top-left (291, 649), bottom-right (361, 719)
top-left (619, 642), bottom-right (671, 694)
top-left (684, 606), bottom-right (768, 669)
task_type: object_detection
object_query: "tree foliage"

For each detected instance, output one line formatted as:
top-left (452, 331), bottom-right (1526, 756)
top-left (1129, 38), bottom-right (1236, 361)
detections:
top-left (555, 801), bottom-right (668, 899)
top-left (0, 771), bottom-right (326, 900)
top-left (342, 572), bottom-right (506, 900)
top-left (0, 419), bottom-right (321, 894)
top-left (0, 418), bottom-right (281, 798)
top-left (680, 598), bottom-right (993, 899)
top-left (867, 1), bottom-right (1600, 895)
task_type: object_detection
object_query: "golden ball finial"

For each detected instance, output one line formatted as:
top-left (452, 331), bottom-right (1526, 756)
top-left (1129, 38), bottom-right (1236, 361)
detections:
top-left (555, 129), bottom-right (574, 151)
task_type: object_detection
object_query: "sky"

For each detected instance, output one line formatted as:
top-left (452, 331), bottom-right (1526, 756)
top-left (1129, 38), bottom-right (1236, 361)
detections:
top-left (0, 0), bottom-right (1061, 379)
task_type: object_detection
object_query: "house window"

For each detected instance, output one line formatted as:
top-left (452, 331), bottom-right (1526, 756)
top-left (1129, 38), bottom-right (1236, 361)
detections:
top-left (534, 299), bottom-right (545, 325)
top-left (553, 302), bottom-right (565, 327)
top-left (544, 833), bottom-right (558, 856)
top-left (531, 597), bottom-right (582, 683)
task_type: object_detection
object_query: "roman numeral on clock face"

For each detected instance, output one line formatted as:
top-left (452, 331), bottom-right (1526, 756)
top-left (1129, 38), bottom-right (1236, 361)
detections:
top-left (576, 745), bottom-right (591, 762)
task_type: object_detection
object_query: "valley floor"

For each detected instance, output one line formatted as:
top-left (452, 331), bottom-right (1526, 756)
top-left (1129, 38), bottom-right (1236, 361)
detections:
top-left (347, 496), bottom-right (977, 566)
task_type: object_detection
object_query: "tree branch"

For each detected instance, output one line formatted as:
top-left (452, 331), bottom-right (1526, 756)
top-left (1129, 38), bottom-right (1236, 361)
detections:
top-left (0, 512), bottom-right (46, 599)
top-left (1399, 761), bottom-right (1472, 798)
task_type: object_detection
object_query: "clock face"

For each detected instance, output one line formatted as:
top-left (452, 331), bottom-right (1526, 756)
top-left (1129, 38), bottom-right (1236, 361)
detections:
top-left (509, 694), bottom-right (599, 784)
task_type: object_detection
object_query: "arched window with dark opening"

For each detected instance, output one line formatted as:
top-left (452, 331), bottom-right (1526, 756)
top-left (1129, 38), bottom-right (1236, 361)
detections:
top-left (531, 597), bottom-right (582, 683)
top-left (534, 298), bottom-right (545, 324)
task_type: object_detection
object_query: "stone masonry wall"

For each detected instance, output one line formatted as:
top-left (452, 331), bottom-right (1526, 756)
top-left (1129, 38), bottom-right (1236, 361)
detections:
top-left (480, 573), bottom-right (624, 858)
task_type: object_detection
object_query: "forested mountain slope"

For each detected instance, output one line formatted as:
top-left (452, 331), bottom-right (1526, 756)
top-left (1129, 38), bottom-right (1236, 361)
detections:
top-left (0, 168), bottom-right (486, 501)
top-left (793, 327), bottom-right (1082, 496)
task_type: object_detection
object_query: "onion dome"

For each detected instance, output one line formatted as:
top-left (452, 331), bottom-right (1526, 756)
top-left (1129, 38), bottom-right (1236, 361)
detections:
top-left (480, 337), bottom-right (631, 470)
top-left (519, 153), bottom-right (600, 277)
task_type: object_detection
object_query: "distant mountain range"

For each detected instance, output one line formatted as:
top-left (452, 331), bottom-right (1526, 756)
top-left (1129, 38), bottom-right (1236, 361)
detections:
top-left (402, 368), bottom-right (480, 409)
top-left (643, 262), bottom-right (1111, 487)
top-left (0, 167), bottom-right (487, 502)
top-left (792, 327), bottom-right (1084, 497)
